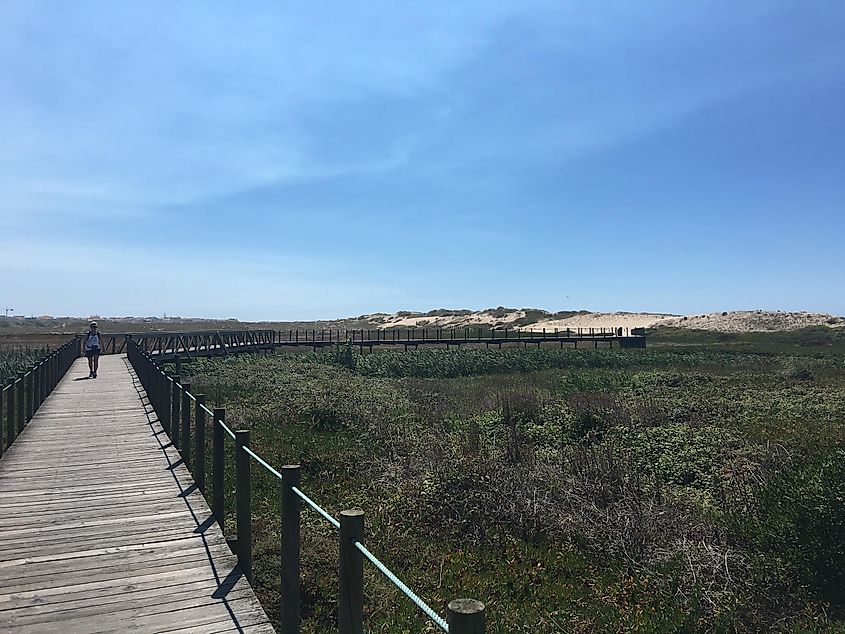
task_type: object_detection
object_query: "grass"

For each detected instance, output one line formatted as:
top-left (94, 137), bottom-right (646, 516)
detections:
top-left (177, 328), bottom-right (845, 632)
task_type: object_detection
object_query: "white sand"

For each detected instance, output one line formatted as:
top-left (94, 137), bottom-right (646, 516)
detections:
top-left (527, 312), bottom-right (675, 332)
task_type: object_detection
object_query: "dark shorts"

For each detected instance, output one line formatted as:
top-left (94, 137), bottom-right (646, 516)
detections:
top-left (86, 346), bottom-right (101, 358)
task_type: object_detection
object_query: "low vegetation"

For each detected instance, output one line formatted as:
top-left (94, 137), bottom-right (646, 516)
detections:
top-left (180, 328), bottom-right (845, 632)
top-left (0, 349), bottom-right (45, 382)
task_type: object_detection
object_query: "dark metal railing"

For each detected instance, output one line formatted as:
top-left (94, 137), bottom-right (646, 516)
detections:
top-left (90, 330), bottom-right (276, 358)
top-left (88, 325), bottom-right (646, 359)
top-left (278, 325), bottom-right (645, 344)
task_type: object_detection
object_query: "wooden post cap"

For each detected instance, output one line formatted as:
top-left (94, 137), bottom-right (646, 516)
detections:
top-left (448, 598), bottom-right (484, 614)
top-left (447, 599), bottom-right (485, 633)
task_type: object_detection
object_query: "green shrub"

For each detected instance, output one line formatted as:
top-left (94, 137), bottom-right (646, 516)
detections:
top-left (331, 340), bottom-right (356, 370)
top-left (736, 450), bottom-right (845, 614)
top-left (337, 347), bottom-right (768, 379)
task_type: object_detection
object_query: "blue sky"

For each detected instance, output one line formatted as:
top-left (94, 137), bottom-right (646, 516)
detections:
top-left (1, 1), bottom-right (843, 320)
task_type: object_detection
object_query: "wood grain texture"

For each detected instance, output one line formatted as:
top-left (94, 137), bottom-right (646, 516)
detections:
top-left (0, 355), bottom-right (275, 633)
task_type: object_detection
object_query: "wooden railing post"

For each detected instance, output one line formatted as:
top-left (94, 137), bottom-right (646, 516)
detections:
top-left (0, 386), bottom-right (4, 457)
top-left (280, 465), bottom-right (301, 634)
top-left (53, 350), bottom-right (59, 389)
top-left (235, 429), bottom-right (252, 582)
top-left (41, 359), bottom-right (48, 404)
top-left (162, 373), bottom-right (172, 433)
top-left (171, 376), bottom-right (181, 447)
top-left (338, 509), bottom-right (364, 634)
top-left (30, 368), bottom-right (37, 416)
top-left (195, 395), bottom-right (207, 491)
top-left (212, 408), bottom-right (226, 528)
top-left (6, 379), bottom-right (14, 448)
top-left (33, 364), bottom-right (40, 412)
top-left (181, 382), bottom-right (191, 469)
top-left (147, 355), bottom-right (157, 415)
top-left (25, 371), bottom-right (33, 423)
top-left (447, 599), bottom-right (485, 633)
top-left (31, 366), bottom-right (39, 417)
top-left (41, 358), bottom-right (47, 403)
top-left (151, 361), bottom-right (159, 415)
top-left (16, 373), bottom-right (25, 433)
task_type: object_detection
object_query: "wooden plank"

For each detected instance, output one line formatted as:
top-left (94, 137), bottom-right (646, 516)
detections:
top-left (0, 520), bottom-right (202, 554)
top-left (171, 624), bottom-right (276, 634)
top-left (0, 533), bottom-right (231, 575)
top-left (0, 476), bottom-right (180, 497)
top-left (0, 507), bottom-right (190, 539)
top-left (0, 564), bottom-right (233, 608)
top-left (8, 596), bottom-right (274, 634)
top-left (1, 583), bottom-right (260, 627)
top-left (0, 573), bottom-right (256, 615)
top-left (2, 549), bottom-right (236, 594)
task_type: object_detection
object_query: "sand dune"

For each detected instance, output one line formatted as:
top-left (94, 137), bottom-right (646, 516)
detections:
top-left (527, 312), bottom-right (674, 331)
top-left (530, 310), bottom-right (843, 333)
top-left (657, 310), bottom-right (844, 332)
top-left (369, 309), bottom-right (529, 329)
top-left (363, 308), bottom-right (843, 333)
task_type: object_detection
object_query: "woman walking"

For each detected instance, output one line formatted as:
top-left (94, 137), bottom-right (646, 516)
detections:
top-left (84, 321), bottom-right (102, 378)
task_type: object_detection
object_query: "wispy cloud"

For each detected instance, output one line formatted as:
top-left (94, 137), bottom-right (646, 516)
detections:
top-left (0, 2), bottom-right (545, 216)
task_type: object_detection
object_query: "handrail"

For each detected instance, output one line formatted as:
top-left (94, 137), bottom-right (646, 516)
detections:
top-left (354, 539), bottom-right (449, 632)
top-left (0, 337), bottom-right (81, 456)
top-left (243, 445), bottom-right (284, 480)
top-left (236, 411), bottom-right (452, 628)
top-left (242, 445), bottom-right (344, 530)
top-left (125, 338), bottom-right (485, 633)
top-left (218, 416), bottom-right (236, 440)
top-left (291, 485), bottom-right (341, 530)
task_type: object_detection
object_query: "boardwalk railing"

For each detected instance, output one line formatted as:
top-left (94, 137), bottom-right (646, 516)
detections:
top-left (90, 330), bottom-right (276, 357)
top-left (1, 338), bottom-right (79, 456)
top-left (127, 339), bottom-right (486, 634)
top-left (280, 325), bottom-right (644, 344)
top-left (96, 326), bottom-right (645, 360)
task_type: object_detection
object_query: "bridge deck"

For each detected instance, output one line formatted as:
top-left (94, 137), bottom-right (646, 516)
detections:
top-left (0, 356), bottom-right (274, 633)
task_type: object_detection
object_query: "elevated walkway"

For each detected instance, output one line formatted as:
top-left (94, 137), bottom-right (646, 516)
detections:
top-left (0, 355), bottom-right (274, 633)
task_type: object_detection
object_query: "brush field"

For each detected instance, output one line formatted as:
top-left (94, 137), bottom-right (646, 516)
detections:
top-left (178, 327), bottom-right (845, 633)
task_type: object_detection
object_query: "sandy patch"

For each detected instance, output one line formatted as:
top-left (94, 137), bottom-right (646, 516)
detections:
top-left (371, 310), bottom-right (528, 329)
top-left (659, 311), bottom-right (844, 333)
top-left (526, 312), bottom-right (675, 332)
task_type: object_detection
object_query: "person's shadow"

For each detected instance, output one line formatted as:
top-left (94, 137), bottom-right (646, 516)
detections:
top-left (73, 377), bottom-right (92, 381)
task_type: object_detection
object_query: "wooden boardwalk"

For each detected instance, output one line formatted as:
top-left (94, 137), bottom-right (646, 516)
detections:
top-left (0, 355), bottom-right (275, 633)
top-left (90, 327), bottom-right (646, 361)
